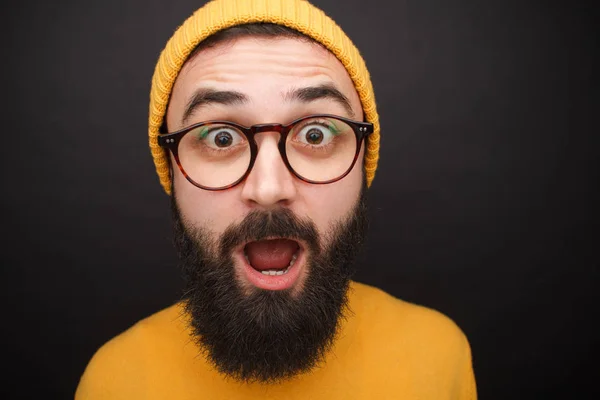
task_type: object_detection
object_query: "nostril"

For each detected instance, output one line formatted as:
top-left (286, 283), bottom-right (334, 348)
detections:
top-left (241, 167), bottom-right (297, 208)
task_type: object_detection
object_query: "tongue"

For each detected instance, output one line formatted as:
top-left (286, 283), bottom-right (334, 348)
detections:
top-left (245, 239), bottom-right (299, 271)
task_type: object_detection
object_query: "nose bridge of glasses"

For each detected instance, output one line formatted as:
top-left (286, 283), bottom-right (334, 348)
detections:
top-left (250, 123), bottom-right (286, 135)
top-left (248, 123), bottom-right (291, 178)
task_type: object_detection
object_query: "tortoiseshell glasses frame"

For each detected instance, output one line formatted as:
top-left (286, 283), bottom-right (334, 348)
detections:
top-left (157, 114), bottom-right (374, 191)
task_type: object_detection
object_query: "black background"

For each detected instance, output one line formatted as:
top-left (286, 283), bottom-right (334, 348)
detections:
top-left (2, 0), bottom-right (598, 398)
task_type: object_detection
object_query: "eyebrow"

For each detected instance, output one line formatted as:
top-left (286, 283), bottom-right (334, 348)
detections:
top-left (182, 88), bottom-right (248, 125)
top-left (284, 84), bottom-right (355, 119)
top-left (180, 83), bottom-right (355, 126)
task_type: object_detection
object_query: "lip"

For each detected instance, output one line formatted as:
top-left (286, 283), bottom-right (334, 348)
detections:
top-left (235, 239), bottom-right (305, 291)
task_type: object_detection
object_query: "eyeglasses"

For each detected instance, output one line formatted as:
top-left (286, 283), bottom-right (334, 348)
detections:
top-left (158, 114), bottom-right (374, 191)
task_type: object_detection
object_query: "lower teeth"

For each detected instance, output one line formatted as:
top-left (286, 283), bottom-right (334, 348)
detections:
top-left (259, 252), bottom-right (298, 276)
top-left (261, 266), bottom-right (290, 276)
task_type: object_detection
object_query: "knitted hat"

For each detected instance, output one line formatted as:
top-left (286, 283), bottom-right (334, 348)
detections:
top-left (149, 0), bottom-right (380, 194)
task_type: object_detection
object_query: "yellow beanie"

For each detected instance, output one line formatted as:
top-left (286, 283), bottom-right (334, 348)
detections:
top-left (149, 0), bottom-right (380, 194)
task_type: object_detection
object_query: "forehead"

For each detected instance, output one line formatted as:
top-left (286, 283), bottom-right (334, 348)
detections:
top-left (185, 35), bottom-right (334, 74)
top-left (167, 36), bottom-right (363, 127)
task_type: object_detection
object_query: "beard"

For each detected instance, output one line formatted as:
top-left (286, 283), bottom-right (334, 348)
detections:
top-left (171, 184), bottom-right (368, 383)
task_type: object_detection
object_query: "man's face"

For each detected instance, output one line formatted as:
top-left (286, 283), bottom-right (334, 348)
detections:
top-left (165, 36), bottom-right (367, 382)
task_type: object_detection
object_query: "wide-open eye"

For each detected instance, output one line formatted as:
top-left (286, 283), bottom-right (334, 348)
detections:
top-left (293, 120), bottom-right (339, 147)
top-left (201, 126), bottom-right (245, 149)
top-left (285, 116), bottom-right (358, 182)
top-left (176, 122), bottom-right (252, 189)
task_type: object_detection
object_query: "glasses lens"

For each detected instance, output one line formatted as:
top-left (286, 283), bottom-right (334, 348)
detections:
top-left (286, 117), bottom-right (358, 182)
top-left (178, 123), bottom-right (251, 188)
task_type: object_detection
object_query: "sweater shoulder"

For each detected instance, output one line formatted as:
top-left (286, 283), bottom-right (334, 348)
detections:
top-left (349, 281), bottom-right (470, 352)
top-left (348, 281), bottom-right (477, 398)
top-left (75, 303), bottom-right (186, 399)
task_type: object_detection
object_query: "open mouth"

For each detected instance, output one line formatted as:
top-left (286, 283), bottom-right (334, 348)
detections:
top-left (239, 238), bottom-right (305, 290)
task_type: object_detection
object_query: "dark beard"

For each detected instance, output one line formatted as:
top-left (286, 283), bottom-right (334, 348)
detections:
top-left (171, 186), bottom-right (368, 383)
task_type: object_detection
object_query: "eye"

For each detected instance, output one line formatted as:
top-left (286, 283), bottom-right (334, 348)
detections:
top-left (201, 126), bottom-right (245, 149)
top-left (294, 121), bottom-right (339, 147)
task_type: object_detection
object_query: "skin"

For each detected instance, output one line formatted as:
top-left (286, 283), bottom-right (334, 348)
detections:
top-left (166, 37), bottom-right (365, 292)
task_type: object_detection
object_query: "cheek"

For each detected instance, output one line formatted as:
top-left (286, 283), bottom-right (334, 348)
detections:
top-left (172, 164), bottom-right (245, 236)
top-left (300, 152), bottom-right (364, 236)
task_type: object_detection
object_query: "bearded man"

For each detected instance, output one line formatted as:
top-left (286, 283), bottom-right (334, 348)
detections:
top-left (76, 0), bottom-right (477, 398)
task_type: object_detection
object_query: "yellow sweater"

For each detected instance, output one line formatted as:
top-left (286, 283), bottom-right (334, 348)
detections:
top-left (76, 282), bottom-right (476, 399)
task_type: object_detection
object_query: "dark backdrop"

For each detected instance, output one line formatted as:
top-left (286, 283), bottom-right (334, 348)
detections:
top-left (2, 0), bottom-right (598, 398)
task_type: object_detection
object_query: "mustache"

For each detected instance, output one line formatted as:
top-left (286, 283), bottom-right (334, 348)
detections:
top-left (218, 208), bottom-right (320, 256)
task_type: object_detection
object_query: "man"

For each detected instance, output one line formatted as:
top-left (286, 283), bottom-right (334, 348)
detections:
top-left (76, 0), bottom-right (477, 398)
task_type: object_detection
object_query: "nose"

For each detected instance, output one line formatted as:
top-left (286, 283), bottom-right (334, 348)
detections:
top-left (240, 133), bottom-right (297, 208)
